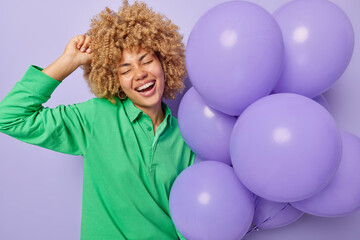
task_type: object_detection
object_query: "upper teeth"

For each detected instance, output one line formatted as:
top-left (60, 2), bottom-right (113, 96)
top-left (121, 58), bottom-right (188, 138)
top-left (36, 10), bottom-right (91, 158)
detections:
top-left (137, 81), bottom-right (155, 91)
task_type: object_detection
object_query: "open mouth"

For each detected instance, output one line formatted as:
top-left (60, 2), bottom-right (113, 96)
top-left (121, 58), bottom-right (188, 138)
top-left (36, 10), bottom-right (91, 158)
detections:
top-left (136, 80), bottom-right (156, 93)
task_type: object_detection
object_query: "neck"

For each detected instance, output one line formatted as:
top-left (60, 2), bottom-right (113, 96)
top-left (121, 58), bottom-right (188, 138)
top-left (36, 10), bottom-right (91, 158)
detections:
top-left (135, 101), bottom-right (165, 133)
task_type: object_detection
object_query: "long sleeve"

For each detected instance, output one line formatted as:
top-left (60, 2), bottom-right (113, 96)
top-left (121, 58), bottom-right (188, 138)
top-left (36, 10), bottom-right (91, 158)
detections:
top-left (0, 65), bottom-right (94, 156)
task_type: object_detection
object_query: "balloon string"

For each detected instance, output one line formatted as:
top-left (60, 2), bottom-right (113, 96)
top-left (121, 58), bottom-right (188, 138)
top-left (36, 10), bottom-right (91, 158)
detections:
top-left (246, 203), bottom-right (291, 235)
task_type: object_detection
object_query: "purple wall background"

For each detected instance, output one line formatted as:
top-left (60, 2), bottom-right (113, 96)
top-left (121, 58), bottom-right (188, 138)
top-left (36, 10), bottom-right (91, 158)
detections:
top-left (0, 0), bottom-right (359, 239)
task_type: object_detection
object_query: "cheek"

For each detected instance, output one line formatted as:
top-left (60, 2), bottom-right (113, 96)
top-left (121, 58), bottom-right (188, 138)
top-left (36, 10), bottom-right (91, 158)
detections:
top-left (119, 78), bottom-right (132, 92)
top-left (152, 63), bottom-right (165, 80)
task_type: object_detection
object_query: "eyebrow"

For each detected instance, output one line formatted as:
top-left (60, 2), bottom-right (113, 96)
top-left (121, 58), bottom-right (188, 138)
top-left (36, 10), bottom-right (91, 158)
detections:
top-left (119, 53), bottom-right (148, 67)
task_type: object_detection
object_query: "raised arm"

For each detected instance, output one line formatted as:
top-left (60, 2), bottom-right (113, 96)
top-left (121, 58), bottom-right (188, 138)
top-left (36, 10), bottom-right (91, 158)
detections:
top-left (0, 35), bottom-right (95, 156)
top-left (43, 35), bottom-right (92, 81)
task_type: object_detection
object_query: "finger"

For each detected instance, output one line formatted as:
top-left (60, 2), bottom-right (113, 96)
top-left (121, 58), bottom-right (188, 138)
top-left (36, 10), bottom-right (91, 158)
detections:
top-left (81, 36), bottom-right (91, 53)
top-left (76, 35), bottom-right (86, 50)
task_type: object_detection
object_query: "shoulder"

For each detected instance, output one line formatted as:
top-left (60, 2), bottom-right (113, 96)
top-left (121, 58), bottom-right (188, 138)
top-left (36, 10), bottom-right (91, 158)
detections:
top-left (62, 97), bottom-right (123, 123)
top-left (75, 97), bottom-right (123, 110)
top-left (167, 116), bottom-right (195, 167)
top-left (167, 115), bottom-right (181, 135)
top-left (167, 116), bottom-right (188, 146)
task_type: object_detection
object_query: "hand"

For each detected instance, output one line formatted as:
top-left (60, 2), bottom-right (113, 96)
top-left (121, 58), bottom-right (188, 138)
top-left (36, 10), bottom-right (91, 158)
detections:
top-left (63, 35), bottom-right (92, 67)
top-left (42, 35), bottom-right (93, 81)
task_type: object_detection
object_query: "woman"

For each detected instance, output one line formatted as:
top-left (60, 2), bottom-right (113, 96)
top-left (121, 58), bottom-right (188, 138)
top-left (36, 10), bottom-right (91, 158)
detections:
top-left (0, 1), bottom-right (193, 239)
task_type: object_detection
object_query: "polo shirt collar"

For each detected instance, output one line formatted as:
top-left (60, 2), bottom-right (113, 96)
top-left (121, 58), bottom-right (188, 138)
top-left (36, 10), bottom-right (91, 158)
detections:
top-left (163, 102), bottom-right (173, 128)
top-left (122, 97), bottom-right (142, 122)
top-left (122, 97), bottom-right (173, 127)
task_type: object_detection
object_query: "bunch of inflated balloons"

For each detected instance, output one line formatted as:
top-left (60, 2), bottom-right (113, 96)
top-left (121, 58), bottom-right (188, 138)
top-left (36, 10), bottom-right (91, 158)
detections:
top-left (169, 0), bottom-right (359, 239)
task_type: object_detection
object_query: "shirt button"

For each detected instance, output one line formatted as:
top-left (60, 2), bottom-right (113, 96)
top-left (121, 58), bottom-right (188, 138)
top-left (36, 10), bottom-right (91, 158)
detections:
top-left (147, 127), bottom-right (152, 131)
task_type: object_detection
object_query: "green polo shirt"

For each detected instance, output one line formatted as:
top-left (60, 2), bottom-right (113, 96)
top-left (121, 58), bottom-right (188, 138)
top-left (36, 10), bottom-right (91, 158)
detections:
top-left (0, 65), bottom-right (194, 239)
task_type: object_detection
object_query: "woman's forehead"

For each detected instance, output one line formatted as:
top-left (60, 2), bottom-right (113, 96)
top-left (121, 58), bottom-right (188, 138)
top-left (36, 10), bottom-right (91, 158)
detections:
top-left (122, 47), bottom-right (147, 55)
top-left (120, 48), bottom-right (155, 62)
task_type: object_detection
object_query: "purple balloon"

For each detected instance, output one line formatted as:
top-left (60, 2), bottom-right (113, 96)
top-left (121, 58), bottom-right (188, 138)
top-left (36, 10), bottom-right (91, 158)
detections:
top-left (230, 93), bottom-right (342, 202)
top-left (273, 0), bottom-right (354, 97)
top-left (186, 1), bottom-right (284, 116)
top-left (194, 155), bottom-right (209, 165)
top-left (292, 131), bottom-right (360, 217)
top-left (169, 161), bottom-right (254, 240)
top-left (178, 87), bottom-right (236, 165)
top-left (313, 94), bottom-right (330, 111)
top-left (253, 197), bottom-right (304, 230)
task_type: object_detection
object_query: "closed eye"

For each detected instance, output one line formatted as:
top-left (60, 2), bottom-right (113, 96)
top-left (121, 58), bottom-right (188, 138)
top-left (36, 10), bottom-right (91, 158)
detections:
top-left (121, 69), bottom-right (131, 75)
top-left (120, 58), bottom-right (153, 74)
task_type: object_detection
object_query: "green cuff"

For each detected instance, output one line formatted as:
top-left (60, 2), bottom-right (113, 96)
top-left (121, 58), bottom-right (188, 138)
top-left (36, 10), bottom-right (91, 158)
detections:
top-left (19, 65), bottom-right (61, 98)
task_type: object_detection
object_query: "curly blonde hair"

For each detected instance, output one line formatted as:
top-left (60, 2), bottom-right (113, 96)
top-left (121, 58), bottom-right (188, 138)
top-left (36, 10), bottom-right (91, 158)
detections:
top-left (82, 0), bottom-right (186, 104)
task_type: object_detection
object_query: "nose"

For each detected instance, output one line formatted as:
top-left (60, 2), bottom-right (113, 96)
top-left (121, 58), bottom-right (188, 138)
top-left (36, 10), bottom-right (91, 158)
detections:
top-left (135, 67), bottom-right (148, 81)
